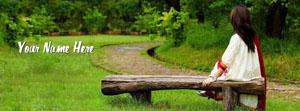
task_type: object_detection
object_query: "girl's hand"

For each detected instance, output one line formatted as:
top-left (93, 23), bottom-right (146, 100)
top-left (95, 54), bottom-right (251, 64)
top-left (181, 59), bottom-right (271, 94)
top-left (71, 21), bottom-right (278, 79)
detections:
top-left (202, 77), bottom-right (217, 86)
top-left (203, 68), bottom-right (223, 86)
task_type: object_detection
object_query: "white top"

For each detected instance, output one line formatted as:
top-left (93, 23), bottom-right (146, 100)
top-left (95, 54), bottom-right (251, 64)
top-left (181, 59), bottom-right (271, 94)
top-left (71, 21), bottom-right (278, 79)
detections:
top-left (210, 33), bottom-right (262, 81)
top-left (209, 33), bottom-right (263, 108)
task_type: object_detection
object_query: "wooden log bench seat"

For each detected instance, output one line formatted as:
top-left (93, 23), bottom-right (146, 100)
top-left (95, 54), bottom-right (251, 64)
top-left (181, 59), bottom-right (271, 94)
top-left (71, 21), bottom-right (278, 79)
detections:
top-left (101, 75), bottom-right (264, 111)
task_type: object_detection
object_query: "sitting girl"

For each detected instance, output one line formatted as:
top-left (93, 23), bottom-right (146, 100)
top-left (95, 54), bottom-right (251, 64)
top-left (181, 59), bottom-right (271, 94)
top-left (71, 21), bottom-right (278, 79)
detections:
top-left (200, 5), bottom-right (266, 110)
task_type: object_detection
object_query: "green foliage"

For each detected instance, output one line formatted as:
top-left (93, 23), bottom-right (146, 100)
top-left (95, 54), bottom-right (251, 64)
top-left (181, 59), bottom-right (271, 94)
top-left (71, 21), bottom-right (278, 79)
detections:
top-left (0, 13), bottom-right (8, 46)
top-left (30, 6), bottom-right (56, 35)
top-left (83, 8), bottom-right (107, 33)
top-left (208, 0), bottom-right (227, 28)
top-left (260, 35), bottom-right (300, 55)
top-left (51, 1), bottom-right (80, 32)
top-left (245, 0), bottom-right (269, 33)
top-left (185, 20), bottom-right (232, 49)
top-left (181, 0), bottom-right (205, 18)
top-left (0, 0), bottom-right (22, 16)
top-left (3, 15), bottom-right (33, 47)
top-left (288, 17), bottom-right (300, 38)
top-left (133, 3), bottom-right (160, 34)
top-left (157, 8), bottom-right (189, 46)
top-left (0, 0), bottom-right (299, 47)
top-left (286, 0), bottom-right (300, 39)
top-left (101, 0), bottom-right (141, 32)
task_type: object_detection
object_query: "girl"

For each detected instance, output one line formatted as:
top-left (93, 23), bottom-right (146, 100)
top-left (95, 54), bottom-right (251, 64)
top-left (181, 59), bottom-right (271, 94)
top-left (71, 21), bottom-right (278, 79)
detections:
top-left (200, 5), bottom-right (266, 110)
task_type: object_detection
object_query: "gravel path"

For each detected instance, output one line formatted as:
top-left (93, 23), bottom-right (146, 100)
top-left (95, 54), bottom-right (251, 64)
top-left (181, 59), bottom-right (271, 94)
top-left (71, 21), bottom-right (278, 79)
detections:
top-left (92, 42), bottom-right (201, 75)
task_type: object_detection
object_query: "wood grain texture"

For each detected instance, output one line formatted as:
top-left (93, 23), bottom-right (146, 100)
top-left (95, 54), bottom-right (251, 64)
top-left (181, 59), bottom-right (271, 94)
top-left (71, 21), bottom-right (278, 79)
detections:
top-left (223, 87), bottom-right (239, 111)
top-left (101, 75), bottom-right (264, 95)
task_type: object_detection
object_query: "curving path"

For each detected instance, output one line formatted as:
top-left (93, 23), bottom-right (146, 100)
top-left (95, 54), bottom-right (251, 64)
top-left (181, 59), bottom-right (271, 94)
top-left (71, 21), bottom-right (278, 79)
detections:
top-left (91, 42), bottom-right (201, 75)
top-left (91, 42), bottom-right (300, 101)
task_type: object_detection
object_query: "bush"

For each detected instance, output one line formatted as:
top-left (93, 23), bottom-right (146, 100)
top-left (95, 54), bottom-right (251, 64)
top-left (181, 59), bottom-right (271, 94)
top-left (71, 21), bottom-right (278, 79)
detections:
top-left (30, 6), bottom-right (56, 35)
top-left (52, 1), bottom-right (81, 32)
top-left (100, 0), bottom-right (141, 32)
top-left (156, 8), bottom-right (189, 46)
top-left (3, 15), bottom-right (33, 47)
top-left (133, 5), bottom-right (160, 34)
top-left (0, 13), bottom-right (7, 46)
top-left (185, 20), bottom-right (232, 49)
top-left (287, 17), bottom-right (300, 39)
top-left (83, 8), bottom-right (106, 33)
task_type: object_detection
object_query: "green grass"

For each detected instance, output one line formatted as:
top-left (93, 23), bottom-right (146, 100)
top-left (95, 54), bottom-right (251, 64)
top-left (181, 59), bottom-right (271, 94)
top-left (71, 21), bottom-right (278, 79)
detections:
top-left (0, 35), bottom-right (299, 111)
top-left (156, 43), bottom-right (223, 72)
top-left (0, 35), bottom-right (224, 111)
top-left (0, 35), bottom-right (153, 111)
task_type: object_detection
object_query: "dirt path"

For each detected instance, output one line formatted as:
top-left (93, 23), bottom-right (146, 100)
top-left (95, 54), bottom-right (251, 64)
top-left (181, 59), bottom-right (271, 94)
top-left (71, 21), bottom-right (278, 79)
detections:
top-left (91, 42), bottom-right (300, 101)
top-left (92, 42), bottom-right (201, 75)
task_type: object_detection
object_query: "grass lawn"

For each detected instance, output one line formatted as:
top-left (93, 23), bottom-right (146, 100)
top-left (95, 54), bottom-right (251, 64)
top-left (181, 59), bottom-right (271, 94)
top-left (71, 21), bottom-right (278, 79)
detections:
top-left (0, 35), bottom-right (299, 111)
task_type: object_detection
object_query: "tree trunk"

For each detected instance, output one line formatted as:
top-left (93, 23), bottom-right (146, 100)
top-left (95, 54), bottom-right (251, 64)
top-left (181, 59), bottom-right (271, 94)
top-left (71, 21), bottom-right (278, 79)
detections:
top-left (165, 0), bottom-right (180, 11)
top-left (196, 10), bottom-right (205, 23)
top-left (265, 1), bottom-right (288, 39)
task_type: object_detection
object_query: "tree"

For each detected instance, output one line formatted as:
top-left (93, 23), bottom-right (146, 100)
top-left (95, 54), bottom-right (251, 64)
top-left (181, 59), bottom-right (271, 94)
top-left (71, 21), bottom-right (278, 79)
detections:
top-left (165, 0), bottom-right (181, 11)
top-left (181, 0), bottom-right (209, 23)
top-left (157, 8), bottom-right (189, 46)
top-left (30, 6), bottom-right (56, 35)
top-left (83, 8), bottom-right (106, 33)
top-left (265, 0), bottom-right (288, 39)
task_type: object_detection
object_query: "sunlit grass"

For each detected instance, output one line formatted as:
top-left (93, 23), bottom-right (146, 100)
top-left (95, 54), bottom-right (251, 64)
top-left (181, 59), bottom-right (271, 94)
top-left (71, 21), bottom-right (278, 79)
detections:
top-left (0, 35), bottom-right (299, 111)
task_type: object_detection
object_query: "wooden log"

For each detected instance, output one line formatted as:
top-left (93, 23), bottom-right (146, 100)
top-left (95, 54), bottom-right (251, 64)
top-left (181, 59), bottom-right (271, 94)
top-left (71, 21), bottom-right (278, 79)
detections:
top-left (223, 87), bottom-right (239, 111)
top-left (101, 75), bottom-right (264, 95)
top-left (130, 91), bottom-right (151, 104)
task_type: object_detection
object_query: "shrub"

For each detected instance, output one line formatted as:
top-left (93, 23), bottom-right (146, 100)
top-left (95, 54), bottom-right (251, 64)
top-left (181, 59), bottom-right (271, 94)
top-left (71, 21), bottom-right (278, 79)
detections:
top-left (0, 13), bottom-right (7, 46)
top-left (51, 1), bottom-right (81, 32)
top-left (287, 17), bottom-right (300, 39)
top-left (133, 5), bottom-right (160, 34)
top-left (83, 8), bottom-right (106, 33)
top-left (100, 0), bottom-right (140, 32)
top-left (30, 6), bottom-right (56, 35)
top-left (156, 8), bottom-right (189, 46)
top-left (185, 20), bottom-right (232, 49)
top-left (3, 15), bottom-right (33, 47)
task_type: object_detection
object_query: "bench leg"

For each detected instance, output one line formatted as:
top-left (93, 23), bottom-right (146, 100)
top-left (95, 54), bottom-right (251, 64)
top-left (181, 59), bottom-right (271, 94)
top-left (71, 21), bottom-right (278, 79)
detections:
top-left (130, 91), bottom-right (151, 104)
top-left (223, 87), bottom-right (239, 111)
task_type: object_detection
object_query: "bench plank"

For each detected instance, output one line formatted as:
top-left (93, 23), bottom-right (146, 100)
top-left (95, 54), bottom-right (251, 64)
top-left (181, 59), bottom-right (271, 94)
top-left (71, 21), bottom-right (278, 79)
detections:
top-left (101, 75), bottom-right (264, 95)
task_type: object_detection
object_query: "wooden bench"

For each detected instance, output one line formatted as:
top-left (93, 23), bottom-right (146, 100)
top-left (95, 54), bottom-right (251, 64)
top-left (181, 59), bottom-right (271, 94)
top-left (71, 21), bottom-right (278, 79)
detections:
top-left (101, 75), bottom-right (264, 111)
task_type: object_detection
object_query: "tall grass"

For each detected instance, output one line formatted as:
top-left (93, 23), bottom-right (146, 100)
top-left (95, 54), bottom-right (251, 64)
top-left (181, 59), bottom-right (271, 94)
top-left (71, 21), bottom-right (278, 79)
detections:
top-left (0, 31), bottom-right (5, 47)
top-left (185, 20), bottom-right (232, 49)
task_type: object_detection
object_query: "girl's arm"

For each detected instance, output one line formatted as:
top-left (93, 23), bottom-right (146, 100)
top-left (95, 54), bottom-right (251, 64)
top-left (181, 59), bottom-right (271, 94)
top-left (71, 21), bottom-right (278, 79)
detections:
top-left (202, 35), bottom-right (239, 86)
top-left (203, 60), bottom-right (227, 86)
top-left (214, 68), bottom-right (224, 78)
top-left (202, 68), bottom-right (224, 86)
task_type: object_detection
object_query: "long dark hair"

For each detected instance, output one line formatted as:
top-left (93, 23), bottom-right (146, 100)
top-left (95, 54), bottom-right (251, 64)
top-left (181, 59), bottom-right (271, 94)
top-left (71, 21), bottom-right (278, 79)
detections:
top-left (230, 5), bottom-right (256, 52)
